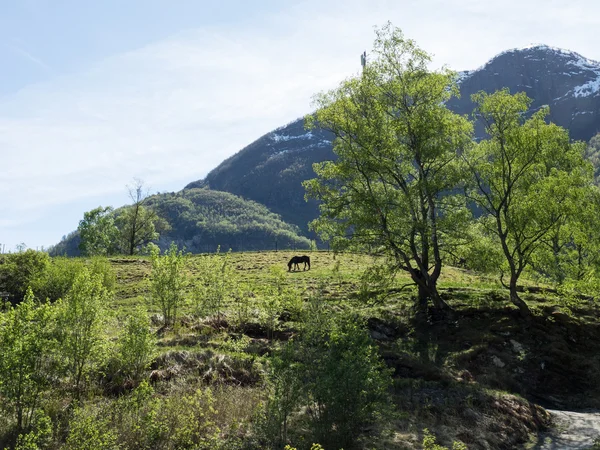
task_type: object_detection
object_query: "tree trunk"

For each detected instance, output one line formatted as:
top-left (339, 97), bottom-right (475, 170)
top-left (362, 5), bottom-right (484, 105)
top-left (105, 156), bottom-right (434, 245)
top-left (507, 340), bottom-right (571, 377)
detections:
top-left (509, 273), bottom-right (531, 317)
top-left (414, 284), bottom-right (429, 321)
top-left (413, 270), bottom-right (452, 319)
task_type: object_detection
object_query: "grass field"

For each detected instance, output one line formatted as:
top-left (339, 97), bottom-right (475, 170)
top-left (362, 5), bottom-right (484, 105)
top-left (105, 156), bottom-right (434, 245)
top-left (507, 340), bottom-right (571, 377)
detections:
top-left (97, 249), bottom-right (600, 449)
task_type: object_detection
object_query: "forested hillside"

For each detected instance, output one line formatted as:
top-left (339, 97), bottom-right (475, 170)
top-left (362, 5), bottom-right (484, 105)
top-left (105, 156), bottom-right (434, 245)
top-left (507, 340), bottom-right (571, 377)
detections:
top-left (50, 188), bottom-right (310, 256)
top-left (146, 188), bottom-right (311, 252)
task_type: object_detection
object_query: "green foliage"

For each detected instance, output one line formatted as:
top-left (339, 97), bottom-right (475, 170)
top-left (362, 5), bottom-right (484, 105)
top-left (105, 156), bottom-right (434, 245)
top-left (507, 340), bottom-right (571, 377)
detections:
top-left (585, 133), bottom-right (600, 184)
top-left (0, 252), bottom-right (115, 307)
top-left (78, 206), bottom-right (119, 257)
top-left (0, 289), bottom-right (57, 432)
top-left (156, 388), bottom-right (220, 449)
top-left (284, 445), bottom-right (324, 450)
top-left (55, 269), bottom-right (110, 395)
top-left (451, 220), bottom-right (504, 274)
top-left (88, 257), bottom-right (117, 293)
top-left (82, 382), bottom-right (222, 450)
top-left (463, 89), bottom-right (592, 314)
top-left (116, 204), bottom-right (160, 256)
top-left (422, 428), bottom-right (467, 450)
top-left (29, 257), bottom-right (85, 303)
top-left (229, 284), bottom-right (254, 330)
top-left (0, 250), bottom-right (50, 304)
top-left (193, 247), bottom-right (235, 322)
top-left (531, 184), bottom-right (600, 283)
top-left (266, 307), bottom-right (392, 448)
top-left (64, 406), bottom-right (119, 450)
top-left (149, 188), bottom-right (311, 252)
top-left (304, 23), bottom-right (472, 313)
top-left (115, 308), bottom-right (156, 382)
top-left (150, 243), bottom-right (187, 327)
top-left (13, 411), bottom-right (52, 450)
top-left (115, 179), bottom-right (164, 256)
top-left (356, 260), bottom-right (396, 304)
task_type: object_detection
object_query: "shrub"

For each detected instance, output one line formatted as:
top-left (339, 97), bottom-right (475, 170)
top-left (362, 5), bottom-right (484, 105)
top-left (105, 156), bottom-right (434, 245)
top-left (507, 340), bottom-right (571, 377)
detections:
top-left (193, 247), bottom-right (235, 322)
top-left (115, 308), bottom-right (156, 382)
top-left (55, 269), bottom-right (110, 396)
top-left (64, 406), bottom-right (118, 450)
top-left (265, 307), bottom-right (393, 448)
top-left (0, 289), bottom-right (57, 432)
top-left (149, 243), bottom-right (187, 327)
top-left (422, 428), bottom-right (467, 450)
top-left (29, 257), bottom-right (84, 303)
top-left (0, 250), bottom-right (50, 304)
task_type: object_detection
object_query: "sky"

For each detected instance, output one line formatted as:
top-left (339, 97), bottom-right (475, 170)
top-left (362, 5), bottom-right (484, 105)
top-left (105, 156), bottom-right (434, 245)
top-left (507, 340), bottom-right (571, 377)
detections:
top-left (1, 0), bottom-right (599, 252)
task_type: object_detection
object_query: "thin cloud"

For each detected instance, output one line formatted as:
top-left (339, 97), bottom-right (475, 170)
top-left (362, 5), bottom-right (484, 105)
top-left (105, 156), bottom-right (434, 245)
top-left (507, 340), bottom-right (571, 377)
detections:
top-left (5, 42), bottom-right (53, 74)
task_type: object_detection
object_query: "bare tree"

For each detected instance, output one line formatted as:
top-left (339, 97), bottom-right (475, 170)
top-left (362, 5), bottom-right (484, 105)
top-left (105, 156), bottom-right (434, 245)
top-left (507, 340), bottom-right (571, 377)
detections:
top-left (117, 178), bottom-right (160, 255)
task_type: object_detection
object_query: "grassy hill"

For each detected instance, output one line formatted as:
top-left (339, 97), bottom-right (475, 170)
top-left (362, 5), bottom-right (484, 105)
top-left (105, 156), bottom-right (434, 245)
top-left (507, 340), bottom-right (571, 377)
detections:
top-left (95, 252), bottom-right (600, 447)
top-left (50, 188), bottom-right (311, 256)
top-left (3, 250), bottom-right (598, 449)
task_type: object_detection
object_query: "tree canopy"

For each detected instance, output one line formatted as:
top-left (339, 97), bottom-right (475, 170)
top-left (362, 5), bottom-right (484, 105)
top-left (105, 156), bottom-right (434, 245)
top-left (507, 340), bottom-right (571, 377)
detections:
top-left (462, 89), bottom-right (592, 315)
top-left (304, 23), bottom-right (472, 316)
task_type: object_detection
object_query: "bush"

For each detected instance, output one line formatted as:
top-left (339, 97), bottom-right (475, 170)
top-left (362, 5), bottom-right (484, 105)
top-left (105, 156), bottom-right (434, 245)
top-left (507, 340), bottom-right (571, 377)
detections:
top-left (109, 382), bottom-right (221, 449)
top-left (64, 406), bottom-right (118, 450)
top-left (0, 289), bottom-right (57, 433)
top-left (29, 257), bottom-right (84, 303)
top-left (422, 428), bottom-right (467, 450)
top-left (115, 308), bottom-right (156, 383)
top-left (193, 247), bottom-right (235, 322)
top-left (0, 250), bottom-right (50, 304)
top-left (264, 307), bottom-right (393, 448)
top-left (150, 243), bottom-right (187, 327)
top-left (1, 254), bottom-right (115, 306)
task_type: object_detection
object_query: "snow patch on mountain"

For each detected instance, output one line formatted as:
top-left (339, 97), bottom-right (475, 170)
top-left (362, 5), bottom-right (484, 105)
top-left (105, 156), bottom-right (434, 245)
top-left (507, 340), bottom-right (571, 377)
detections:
top-left (270, 131), bottom-right (314, 143)
top-left (456, 71), bottom-right (473, 84)
top-left (574, 76), bottom-right (600, 98)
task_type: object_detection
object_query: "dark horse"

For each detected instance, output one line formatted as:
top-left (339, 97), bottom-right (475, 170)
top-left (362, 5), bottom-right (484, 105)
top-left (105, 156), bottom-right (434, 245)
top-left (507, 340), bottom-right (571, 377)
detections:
top-left (288, 255), bottom-right (311, 272)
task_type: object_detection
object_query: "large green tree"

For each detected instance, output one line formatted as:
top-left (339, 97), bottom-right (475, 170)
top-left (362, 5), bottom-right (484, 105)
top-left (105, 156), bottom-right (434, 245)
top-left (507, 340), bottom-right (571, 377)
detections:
top-left (533, 184), bottom-right (600, 283)
top-left (304, 24), bottom-right (472, 315)
top-left (78, 206), bottom-right (119, 256)
top-left (463, 89), bottom-right (591, 316)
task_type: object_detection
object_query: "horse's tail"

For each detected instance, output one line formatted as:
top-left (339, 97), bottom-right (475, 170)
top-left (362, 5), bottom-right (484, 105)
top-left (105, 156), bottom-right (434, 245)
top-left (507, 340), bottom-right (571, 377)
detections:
top-left (307, 256), bottom-right (311, 270)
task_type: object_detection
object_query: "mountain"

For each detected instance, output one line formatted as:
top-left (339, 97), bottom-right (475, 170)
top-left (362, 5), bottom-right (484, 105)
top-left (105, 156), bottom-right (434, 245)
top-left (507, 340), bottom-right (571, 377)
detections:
top-left (186, 119), bottom-right (334, 236)
top-left (450, 44), bottom-right (600, 141)
top-left (185, 45), bottom-right (600, 234)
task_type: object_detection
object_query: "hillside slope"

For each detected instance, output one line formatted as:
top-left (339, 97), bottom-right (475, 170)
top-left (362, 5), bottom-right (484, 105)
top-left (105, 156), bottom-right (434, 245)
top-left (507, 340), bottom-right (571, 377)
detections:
top-left (148, 188), bottom-right (311, 253)
top-left (186, 119), bottom-right (334, 236)
top-left (51, 188), bottom-right (310, 255)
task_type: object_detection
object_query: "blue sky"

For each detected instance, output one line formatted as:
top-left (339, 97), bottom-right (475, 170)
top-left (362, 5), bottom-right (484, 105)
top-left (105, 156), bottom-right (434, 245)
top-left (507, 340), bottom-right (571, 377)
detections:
top-left (1, 0), bottom-right (599, 252)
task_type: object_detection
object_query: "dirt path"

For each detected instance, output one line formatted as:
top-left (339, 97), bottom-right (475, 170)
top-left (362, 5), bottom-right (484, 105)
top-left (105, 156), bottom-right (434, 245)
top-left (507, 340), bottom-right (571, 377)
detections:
top-left (528, 409), bottom-right (600, 449)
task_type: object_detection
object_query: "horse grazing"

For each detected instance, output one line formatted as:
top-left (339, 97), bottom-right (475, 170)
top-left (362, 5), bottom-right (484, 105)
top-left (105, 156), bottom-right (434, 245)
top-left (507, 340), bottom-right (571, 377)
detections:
top-left (287, 255), bottom-right (311, 272)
